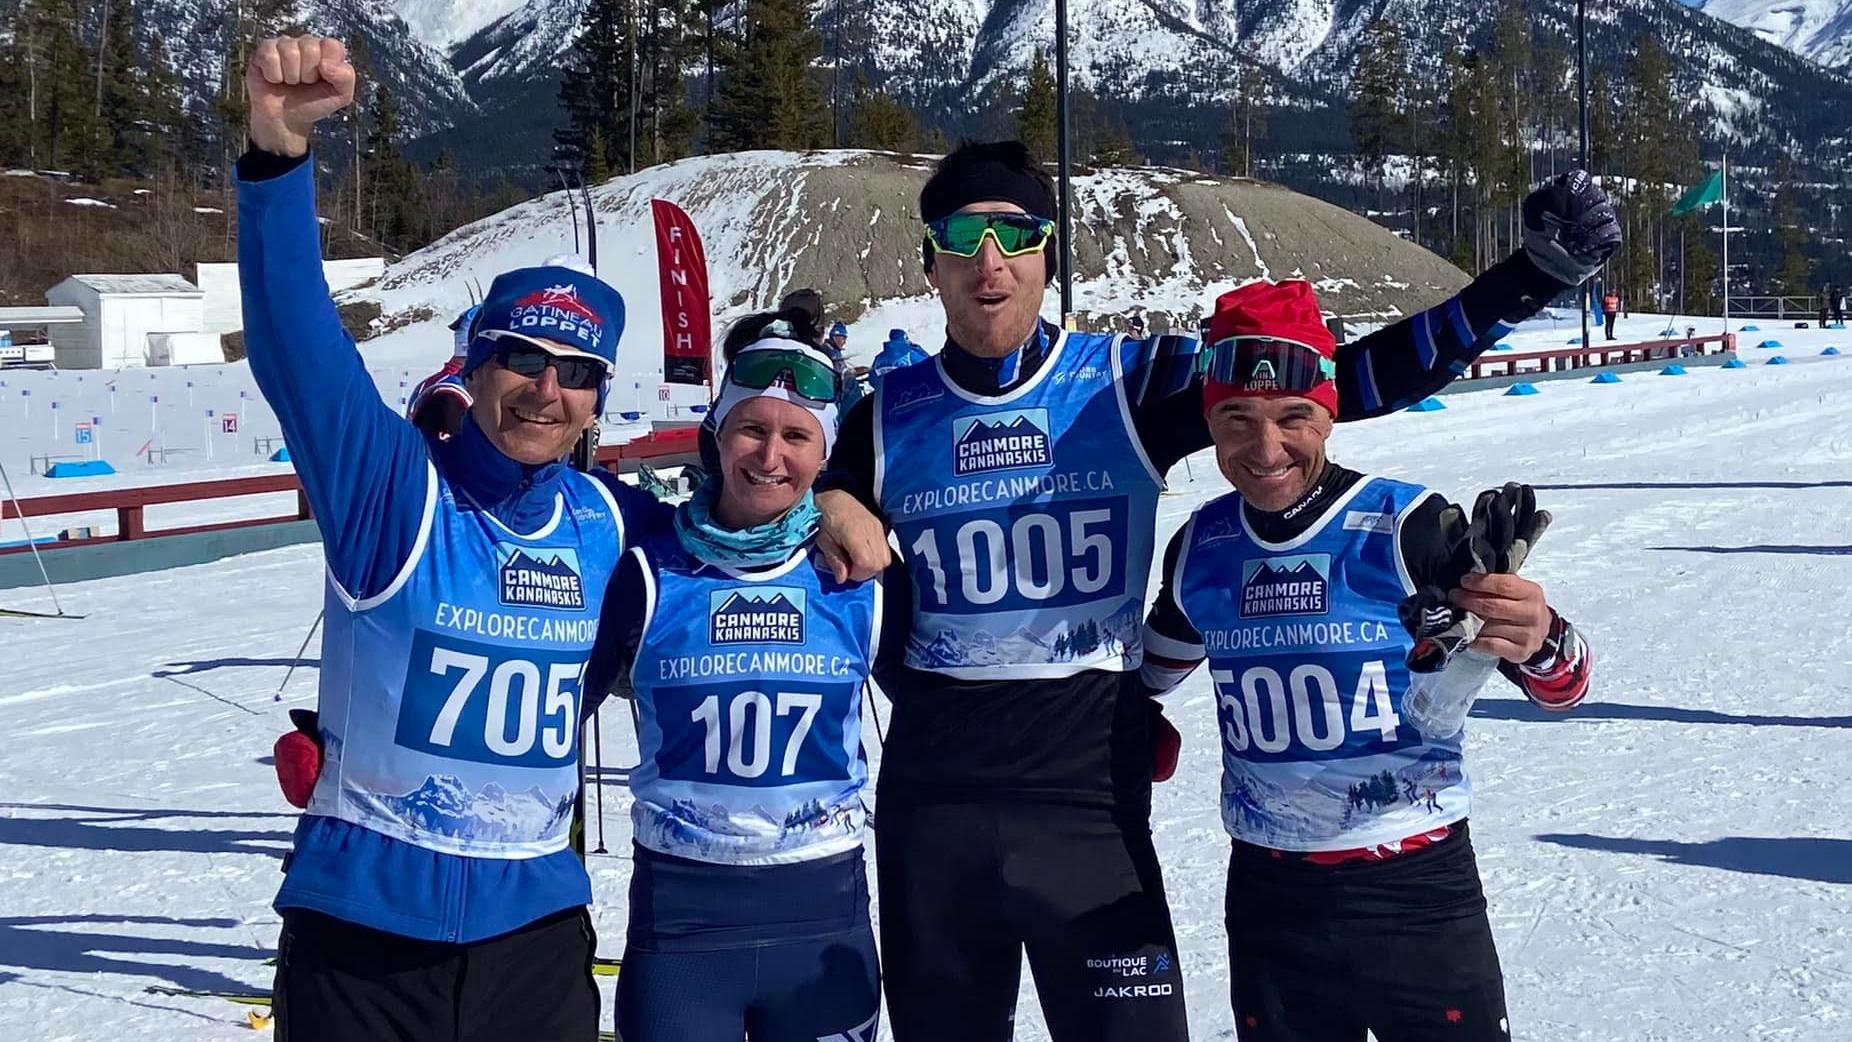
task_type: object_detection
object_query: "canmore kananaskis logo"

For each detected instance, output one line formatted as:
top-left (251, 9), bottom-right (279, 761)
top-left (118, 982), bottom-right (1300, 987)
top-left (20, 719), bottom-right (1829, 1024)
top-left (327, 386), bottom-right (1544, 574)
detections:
top-left (951, 408), bottom-right (1052, 476)
top-left (508, 284), bottom-right (605, 348)
top-left (497, 545), bottom-right (585, 610)
top-left (709, 587), bottom-right (807, 644)
top-left (1239, 554), bottom-right (1331, 619)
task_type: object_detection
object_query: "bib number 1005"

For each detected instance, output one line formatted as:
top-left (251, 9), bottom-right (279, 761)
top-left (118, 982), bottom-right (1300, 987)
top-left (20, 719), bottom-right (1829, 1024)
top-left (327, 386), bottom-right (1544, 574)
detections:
top-left (904, 500), bottom-right (1126, 615)
top-left (1210, 659), bottom-right (1405, 762)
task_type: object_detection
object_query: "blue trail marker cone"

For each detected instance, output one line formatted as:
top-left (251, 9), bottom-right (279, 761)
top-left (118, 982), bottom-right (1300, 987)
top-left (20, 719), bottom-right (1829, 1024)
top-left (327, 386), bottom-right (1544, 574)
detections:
top-left (1504, 382), bottom-right (1540, 396)
top-left (1659, 364), bottom-right (1688, 376)
top-left (1590, 371), bottom-right (1623, 384)
top-left (1823, 347), bottom-right (1842, 357)
top-left (1721, 358), bottom-right (1747, 369)
top-left (1768, 355), bottom-right (1789, 366)
top-left (1406, 397), bottom-right (1447, 412)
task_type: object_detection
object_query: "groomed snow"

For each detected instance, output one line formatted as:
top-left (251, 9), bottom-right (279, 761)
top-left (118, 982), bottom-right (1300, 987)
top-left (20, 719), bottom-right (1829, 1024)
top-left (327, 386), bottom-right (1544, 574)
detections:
top-left (3, 318), bottom-right (1851, 1040)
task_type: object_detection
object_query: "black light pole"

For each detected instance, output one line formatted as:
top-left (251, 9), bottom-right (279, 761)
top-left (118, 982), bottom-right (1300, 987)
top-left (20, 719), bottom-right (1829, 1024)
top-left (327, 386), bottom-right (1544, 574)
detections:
top-left (1055, 0), bottom-right (1074, 323)
top-left (1577, 0), bottom-right (1591, 348)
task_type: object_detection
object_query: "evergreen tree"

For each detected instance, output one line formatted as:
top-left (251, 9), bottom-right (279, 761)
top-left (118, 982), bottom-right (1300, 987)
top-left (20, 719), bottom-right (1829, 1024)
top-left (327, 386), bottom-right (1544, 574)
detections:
top-left (1680, 218), bottom-right (1718, 315)
top-left (1016, 50), bottom-right (1057, 162)
top-left (365, 85), bottom-right (425, 253)
top-left (140, 32), bottom-right (187, 173)
top-left (707, 0), bottom-right (829, 152)
top-left (1090, 114), bottom-right (1138, 166)
top-left (847, 72), bottom-right (918, 152)
top-left (555, 0), bottom-right (632, 180)
top-left (1350, 19), bottom-right (1406, 206)
top-left (1220, 60), bottom-right (1266, 178)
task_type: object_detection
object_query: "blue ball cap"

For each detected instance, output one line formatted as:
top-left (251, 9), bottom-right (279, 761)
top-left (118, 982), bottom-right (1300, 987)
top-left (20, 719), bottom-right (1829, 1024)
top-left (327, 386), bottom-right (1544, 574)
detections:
top-left (464, 266), bottom-right (625, 378)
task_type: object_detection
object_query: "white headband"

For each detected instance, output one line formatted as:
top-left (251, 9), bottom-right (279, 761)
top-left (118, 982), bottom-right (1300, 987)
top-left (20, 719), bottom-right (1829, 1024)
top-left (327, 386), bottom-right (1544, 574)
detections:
top-left (711, 337), bottom-right (841, 455)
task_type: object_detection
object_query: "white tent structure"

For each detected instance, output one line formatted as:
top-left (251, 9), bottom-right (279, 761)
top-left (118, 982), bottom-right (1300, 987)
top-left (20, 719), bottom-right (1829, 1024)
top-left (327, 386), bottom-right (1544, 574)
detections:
top-left (44, 275), bottom-right (210, 369)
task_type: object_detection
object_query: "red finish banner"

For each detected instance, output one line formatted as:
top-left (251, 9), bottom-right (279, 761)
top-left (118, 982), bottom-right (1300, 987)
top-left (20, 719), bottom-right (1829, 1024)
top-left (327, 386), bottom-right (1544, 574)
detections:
top-left (651, 198), bottom-right (712, 385)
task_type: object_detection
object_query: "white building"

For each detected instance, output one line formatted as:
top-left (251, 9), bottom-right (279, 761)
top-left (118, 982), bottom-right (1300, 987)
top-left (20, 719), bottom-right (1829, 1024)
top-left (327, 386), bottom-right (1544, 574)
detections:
top-left (44, 275), bottom-right (209, 369)
top-left (195, 258), bottom-right (385, 335)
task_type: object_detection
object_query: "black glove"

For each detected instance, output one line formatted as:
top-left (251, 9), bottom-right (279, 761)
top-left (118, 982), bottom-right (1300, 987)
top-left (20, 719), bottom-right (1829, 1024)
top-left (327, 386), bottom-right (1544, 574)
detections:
top-left (1522, 170), bottom-right (1621, 286)
top-left (1400, 484), bottom-right (1552, 673)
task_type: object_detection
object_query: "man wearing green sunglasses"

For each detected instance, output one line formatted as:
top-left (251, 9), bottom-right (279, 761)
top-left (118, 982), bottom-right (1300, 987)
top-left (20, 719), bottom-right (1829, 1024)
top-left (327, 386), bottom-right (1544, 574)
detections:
top-left (816, 141), bottom-right (1619, 1042)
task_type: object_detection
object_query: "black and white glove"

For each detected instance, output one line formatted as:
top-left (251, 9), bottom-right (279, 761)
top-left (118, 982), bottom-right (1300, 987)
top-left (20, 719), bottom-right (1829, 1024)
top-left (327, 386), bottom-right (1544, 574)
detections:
top-left (1399, 483), bottom-right (1553, 673)
top-left (1522, 171), bottom-right (1621, 286)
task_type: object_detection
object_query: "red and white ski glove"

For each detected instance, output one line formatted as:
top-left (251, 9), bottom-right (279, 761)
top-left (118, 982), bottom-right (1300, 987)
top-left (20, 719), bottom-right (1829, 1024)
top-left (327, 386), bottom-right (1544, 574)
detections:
top-left (1149, 701), bottom-right (1181, 783)
top-left (274, 708), bottom-right (323, 809)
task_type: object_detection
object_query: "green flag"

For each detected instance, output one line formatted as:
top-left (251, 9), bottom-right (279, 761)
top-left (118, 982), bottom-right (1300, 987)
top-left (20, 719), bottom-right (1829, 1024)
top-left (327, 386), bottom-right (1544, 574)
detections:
top-left (1670, 170), bottom-right (1724, 216)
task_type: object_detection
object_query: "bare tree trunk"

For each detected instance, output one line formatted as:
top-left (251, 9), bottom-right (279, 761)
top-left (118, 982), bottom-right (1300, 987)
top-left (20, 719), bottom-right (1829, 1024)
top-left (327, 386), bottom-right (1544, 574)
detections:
top-left (95, 0), bottom-right (109, 120)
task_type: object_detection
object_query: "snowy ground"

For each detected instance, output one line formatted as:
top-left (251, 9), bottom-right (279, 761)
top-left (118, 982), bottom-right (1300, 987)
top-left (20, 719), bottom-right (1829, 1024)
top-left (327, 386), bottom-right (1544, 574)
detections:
top-left (3, 315), bottom-right (1851, 1040)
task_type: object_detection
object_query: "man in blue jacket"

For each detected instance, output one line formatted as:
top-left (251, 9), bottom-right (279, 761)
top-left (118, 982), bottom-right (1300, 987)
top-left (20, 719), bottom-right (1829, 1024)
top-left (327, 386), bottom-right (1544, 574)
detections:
top-left (238, 35), bottom-right (882, 1041)
top-left (870, 328), bottom-right (929, 383)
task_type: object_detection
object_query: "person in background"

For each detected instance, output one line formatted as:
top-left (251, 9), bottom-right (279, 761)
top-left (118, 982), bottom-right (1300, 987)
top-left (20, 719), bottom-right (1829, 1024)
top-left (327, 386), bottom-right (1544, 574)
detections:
top-left (870, 328), bottom-right (929, 383)
top-left (826, 320), bottom-right (851, 365)
top-left (1140, 279), bottom-right (1590, 1042)
top-left (1127, 313), bottom-right (1148, 338)
top-left (1603, 288), bottom-right (1620, 340)
top-left (409, 304), bottom-right (480, 440)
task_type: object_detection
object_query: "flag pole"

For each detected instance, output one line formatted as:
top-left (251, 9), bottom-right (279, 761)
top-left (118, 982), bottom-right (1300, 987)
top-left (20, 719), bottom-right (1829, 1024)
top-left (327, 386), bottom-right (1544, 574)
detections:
top-left (1722, 151), bottom-right (1731, 346)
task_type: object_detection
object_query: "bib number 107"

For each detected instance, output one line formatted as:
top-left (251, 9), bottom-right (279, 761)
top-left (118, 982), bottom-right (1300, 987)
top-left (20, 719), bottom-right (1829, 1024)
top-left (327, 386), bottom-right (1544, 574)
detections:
top-left (1210, 659), bottom-right (1403, 761)
top-left (690, 690), bottom-right (822, 780)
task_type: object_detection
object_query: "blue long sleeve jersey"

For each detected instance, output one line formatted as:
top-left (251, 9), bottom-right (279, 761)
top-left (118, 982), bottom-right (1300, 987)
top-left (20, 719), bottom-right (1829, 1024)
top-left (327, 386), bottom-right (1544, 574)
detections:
top-left (237, 151), bottom-right (671, 942)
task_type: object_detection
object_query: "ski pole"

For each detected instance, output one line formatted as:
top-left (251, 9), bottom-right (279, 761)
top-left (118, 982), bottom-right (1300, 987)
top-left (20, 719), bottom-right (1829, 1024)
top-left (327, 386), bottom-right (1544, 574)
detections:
top-left (591, 710), bottom-right (608, 854)
top-left (276, 610), bottom-right (324, 701)
top-left (0, 455), bottom-right (68, 617)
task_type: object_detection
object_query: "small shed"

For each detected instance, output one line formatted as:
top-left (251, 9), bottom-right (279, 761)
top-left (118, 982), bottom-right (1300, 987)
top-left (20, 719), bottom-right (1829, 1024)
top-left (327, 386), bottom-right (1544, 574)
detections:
top-left (45, 274), bottom-right (206, 369)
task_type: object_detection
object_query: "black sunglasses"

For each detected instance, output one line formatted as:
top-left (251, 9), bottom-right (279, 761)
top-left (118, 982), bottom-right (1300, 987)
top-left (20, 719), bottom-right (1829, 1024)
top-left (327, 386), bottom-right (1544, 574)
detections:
top-left (491, 341), bottom-right (607, 391)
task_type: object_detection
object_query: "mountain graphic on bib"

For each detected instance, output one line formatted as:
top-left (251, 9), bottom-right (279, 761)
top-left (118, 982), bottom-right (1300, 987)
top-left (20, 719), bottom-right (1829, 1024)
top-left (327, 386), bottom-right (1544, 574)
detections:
top-left (498, 548), bottom-right (585, 610)
top-left (709, 589), bottom-right (806, 644)
top-left (371, 774), bottom-right (574, 843)
top-left (953, 410), bottom-right (1052, 476)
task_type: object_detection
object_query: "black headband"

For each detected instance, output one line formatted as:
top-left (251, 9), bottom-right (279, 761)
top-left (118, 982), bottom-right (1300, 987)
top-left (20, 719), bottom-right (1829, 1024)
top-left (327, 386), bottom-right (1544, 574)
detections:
top-left (920, 161), bottom-right (1056, 223)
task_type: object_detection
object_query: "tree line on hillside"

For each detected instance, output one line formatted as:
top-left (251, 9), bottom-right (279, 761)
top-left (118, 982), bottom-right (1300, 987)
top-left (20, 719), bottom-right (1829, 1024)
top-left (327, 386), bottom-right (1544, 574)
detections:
top-left (1346, 4), bottom-right (1830, 312)
top-left (0, 0), bottom-right (529, 260)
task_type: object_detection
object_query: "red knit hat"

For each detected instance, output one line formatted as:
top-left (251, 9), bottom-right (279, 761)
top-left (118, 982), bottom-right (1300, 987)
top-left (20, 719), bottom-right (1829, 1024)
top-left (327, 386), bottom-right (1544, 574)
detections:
top-left (1202, 280), bottom-right (1339, 418)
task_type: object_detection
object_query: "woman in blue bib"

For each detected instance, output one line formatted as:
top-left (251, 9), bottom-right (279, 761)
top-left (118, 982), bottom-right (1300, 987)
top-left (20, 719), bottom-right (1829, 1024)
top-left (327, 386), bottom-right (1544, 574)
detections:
top-left (584, 307), bottom-right (895, 1042)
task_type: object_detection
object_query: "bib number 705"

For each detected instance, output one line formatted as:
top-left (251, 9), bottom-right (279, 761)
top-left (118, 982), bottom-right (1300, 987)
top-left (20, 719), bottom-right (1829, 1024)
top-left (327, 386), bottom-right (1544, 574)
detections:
top-left (1210, 659), bottom-right (1404, 762)
top-left (395, 633), bottom-right (584, 768)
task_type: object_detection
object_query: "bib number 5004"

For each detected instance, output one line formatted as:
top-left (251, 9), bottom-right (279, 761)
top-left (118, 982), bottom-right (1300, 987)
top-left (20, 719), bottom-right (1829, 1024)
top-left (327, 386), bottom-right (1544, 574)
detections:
top-left (1210, 660), bottom-right (1402, 760)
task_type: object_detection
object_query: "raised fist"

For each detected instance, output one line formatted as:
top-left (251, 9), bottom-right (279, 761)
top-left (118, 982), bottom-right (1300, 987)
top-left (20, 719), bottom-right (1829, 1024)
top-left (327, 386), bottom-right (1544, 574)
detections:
top-left (245, 35), bottom-right (358, 159)
top-left (1522, 170), bottom-right (1622, 286)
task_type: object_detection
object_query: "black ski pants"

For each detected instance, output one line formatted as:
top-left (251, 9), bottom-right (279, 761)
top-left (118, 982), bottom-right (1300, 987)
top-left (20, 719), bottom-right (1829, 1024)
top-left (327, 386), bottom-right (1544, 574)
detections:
top-left (1226, 822), bottom-right (1510, 1042)
top-left (875, 800), bottom-right (1189, 1042)
top-left (274, 906), bottom-right (600, 1042)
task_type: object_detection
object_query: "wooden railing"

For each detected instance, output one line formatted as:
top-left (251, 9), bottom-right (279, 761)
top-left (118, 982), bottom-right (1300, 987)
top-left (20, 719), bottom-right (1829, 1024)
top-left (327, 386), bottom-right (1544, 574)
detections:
top-left (1462, 332), bottom-right (1736, 380)
top-left (0, 426), bottom-right (703, 558)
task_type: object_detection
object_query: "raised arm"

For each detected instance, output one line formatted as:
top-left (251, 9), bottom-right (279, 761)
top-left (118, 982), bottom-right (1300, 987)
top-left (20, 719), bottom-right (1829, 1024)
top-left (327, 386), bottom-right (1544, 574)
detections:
top-left (237, 35), bottom-right (431, 601)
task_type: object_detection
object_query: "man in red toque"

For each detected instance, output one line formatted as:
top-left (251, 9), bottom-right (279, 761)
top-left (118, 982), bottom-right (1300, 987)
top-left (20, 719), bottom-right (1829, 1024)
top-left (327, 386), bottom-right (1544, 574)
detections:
top-left (1139, 279), bottom-right (1591, 1042)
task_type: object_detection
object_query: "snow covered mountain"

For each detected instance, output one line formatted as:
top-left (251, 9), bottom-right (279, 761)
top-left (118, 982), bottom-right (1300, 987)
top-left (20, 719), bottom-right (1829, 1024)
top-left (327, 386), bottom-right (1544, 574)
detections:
top-left (1698, 0), bottom-right (1852, 70)
top-left (0, 0), bottom-right (474, 139)
top-left (19, 0), bottom-right (1852, 174)
top-left (435, 0), bottom-right (1852, 165)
